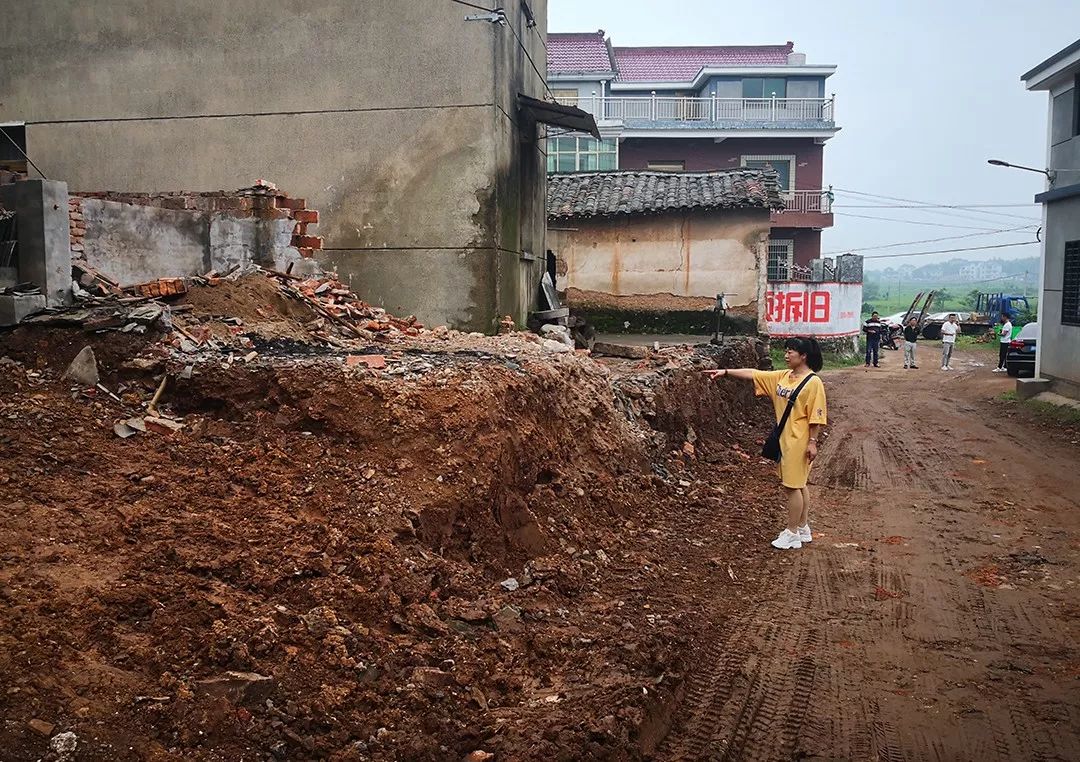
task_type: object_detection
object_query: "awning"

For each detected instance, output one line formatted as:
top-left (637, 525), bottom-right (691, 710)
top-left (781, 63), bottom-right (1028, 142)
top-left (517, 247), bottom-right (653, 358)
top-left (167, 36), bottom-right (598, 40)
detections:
top-left (518, 94), bottom-right (601, 140)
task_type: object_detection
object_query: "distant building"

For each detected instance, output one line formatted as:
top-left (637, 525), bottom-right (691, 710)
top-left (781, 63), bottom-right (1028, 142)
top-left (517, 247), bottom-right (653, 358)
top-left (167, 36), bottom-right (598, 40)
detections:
top-left (1021, 38), bottom-right (1080, 399)
top-left (547, 32), bottom-right (838, 279)
top-left (959, 262), bottom-right (1004, 282)
top-left (547, 169), bottom-right (781, 328)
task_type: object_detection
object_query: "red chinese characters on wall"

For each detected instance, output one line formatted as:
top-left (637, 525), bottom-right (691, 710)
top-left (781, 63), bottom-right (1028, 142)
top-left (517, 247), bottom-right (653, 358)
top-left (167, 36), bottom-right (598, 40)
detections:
top-left (766, 289), bottom-right (831, 323)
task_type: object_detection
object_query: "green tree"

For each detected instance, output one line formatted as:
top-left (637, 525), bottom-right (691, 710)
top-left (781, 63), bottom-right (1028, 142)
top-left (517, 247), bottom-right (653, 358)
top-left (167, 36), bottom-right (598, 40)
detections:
top-left (963, 288), bottom-right (982, 310)
top-left (933, 288), bottom-right (952, 309)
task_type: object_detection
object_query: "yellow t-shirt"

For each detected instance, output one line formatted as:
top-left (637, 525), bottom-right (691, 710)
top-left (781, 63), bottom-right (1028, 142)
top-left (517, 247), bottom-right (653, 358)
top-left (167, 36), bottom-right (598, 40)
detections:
top-left (752, 369), bottom-right (828, 489)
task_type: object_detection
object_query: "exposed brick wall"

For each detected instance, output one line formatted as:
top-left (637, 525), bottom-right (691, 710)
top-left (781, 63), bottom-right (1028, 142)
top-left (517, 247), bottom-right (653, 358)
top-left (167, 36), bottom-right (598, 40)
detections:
top-left (69, 184), bottom-right (323, 260)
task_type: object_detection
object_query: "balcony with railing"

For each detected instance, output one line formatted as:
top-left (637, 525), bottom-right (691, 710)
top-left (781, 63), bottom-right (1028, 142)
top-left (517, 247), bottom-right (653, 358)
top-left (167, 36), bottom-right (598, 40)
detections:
top-left (559, 94), bottom-right (836, 131)
top-left (771, 189), bottom-right (834, 229)
top-left (776, 190), bottom-right (832, 214)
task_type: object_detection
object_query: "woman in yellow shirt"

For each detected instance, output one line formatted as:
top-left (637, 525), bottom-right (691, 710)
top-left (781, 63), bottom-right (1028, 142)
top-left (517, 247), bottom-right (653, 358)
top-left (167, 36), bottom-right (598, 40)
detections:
top-left (706, 337), bottom-right (828, 550)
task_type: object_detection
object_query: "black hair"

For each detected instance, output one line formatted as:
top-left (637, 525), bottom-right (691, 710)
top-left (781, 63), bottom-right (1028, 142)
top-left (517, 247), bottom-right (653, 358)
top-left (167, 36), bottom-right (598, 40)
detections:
top-left (783, 337), bottom-right (824, 372)
top-left (871, 311), bottom-right (880, 316)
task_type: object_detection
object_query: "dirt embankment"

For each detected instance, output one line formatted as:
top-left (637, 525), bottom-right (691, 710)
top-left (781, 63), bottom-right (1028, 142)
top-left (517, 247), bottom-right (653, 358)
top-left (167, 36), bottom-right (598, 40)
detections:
top-left (0, 324), bottom-right (778, 761)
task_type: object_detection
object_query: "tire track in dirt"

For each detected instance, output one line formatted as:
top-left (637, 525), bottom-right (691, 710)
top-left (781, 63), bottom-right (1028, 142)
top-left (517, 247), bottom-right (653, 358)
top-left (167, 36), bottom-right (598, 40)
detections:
top-left (656, 353), bottom-right (1080, 761)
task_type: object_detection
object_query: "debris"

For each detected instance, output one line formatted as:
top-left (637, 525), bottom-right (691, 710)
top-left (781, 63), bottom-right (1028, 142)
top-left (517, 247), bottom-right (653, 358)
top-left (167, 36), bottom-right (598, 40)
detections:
top-left (63, 346), bottom-right (99, 386)
top-left (542, 339), bottom-right (574, 354)
top-left (113, 422), bottom-right (139, 439)
top-left (493, 605), bottom-right (523, 632)
top-left (28, 718), bottom-right (55, 736)
top-left (500, 577), bottom-right (520, 591)
top-left (49, 731), bottom-right (78, 760)
top-left (193, 672), bottom-right (275, 706)
top-left (346, 354), bottom-right (387, 369)
top-left (146, 376), bottom-right (169, 416)
top-left (127, 303), bottom-right (165, 324)
top-left (593, 342), bottom-right (649, 360)
top-left (132, 278), bottom-right (187, 298)
top-left (144, 416), bottom-right (185, 433)
top-left (95, 383), bottom-right (122, 403)
top-left (464, 752), bottom-right (494, 762)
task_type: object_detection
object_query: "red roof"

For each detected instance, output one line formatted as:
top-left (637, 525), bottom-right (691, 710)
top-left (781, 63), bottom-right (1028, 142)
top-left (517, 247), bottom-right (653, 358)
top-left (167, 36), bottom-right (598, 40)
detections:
top-left (548, 31), bottom-right (615, 74)
top-left (613, 43), bottom-right (795, 82)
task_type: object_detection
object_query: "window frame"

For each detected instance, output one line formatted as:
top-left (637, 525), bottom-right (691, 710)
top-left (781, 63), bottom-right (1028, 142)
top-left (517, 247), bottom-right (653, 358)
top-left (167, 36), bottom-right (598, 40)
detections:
top-left (1063, 239), bottom-right (1080, 326)
top-left (742, 77), bottom-right (787, 99)
top-left (646, 161), bottom-right (686, 172)
top-left (767, 239), bottom-right (795, 282)
top-left (547, 136), bottom-right (618, 173)
top-left (741, 154), bottom-right (796, 193)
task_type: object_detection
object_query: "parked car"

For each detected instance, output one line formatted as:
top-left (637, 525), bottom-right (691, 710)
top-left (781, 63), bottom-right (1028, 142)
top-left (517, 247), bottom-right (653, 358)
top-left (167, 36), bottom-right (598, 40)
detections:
top-left (1005, 322), bottom-right (1038, 377)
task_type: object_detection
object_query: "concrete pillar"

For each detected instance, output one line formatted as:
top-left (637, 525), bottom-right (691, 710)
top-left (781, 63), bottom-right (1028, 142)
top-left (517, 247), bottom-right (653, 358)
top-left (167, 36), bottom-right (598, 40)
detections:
top-left (0, 179), bottom-right (72, 307)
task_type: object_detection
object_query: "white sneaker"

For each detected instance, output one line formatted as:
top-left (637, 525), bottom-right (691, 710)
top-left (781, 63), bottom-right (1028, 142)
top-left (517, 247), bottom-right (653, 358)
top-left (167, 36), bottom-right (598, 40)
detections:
top-left (941, 366), bottom-right (947, 371)
top-left (947, 366), bottom-right (955, 371)
top-left (798, 524), bottom-right (813, 543)
top-left (771, 529), bottom-right (803, 550)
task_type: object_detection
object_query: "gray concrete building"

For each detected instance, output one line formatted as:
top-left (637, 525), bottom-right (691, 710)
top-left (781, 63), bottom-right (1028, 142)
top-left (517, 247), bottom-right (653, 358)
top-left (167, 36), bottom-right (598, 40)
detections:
top-left (1021, 40), bottom-right (1080, 399)
top-left (0, 0), bottom-right (588, 332)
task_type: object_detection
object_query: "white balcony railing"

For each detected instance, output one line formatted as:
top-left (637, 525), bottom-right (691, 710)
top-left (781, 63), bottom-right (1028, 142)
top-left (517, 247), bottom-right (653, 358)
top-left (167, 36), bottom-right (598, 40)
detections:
top-left (560, 95), bottom-right (835, 125)
top-left (776, 190), bottom-right (833, 214)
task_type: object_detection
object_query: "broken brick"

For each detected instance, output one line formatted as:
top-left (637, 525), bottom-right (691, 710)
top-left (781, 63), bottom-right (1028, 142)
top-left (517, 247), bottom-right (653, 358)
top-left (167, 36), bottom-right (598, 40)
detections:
top-left (276, 196), bottom-right (307, 210)
top-left (293, 209), bottom-right (319, 224)
top-left (345, 355), bottom-right (386, 369)
top-left (291, 235), bottom-right (323, 250)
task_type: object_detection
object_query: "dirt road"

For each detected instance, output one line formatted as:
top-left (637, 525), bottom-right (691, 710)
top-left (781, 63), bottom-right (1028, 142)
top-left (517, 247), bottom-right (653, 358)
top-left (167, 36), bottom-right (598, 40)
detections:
top-left (657, 349), bottom-right (1080, 761)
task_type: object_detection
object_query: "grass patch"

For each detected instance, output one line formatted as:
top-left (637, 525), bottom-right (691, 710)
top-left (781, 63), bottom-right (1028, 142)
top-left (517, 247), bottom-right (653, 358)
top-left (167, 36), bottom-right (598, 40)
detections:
top-left (999, 390), bottom-right (1080, 425)
top-left (955, 335), bottom-right (997, 352)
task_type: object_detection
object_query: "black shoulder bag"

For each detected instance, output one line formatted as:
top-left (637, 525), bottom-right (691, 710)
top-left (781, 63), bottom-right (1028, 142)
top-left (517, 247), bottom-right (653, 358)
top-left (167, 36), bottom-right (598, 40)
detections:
top-left (762, 373), bottom-right (816, 462)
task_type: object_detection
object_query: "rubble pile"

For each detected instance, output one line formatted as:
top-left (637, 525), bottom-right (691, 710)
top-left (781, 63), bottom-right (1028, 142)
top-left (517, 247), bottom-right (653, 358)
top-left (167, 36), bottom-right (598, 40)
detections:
top-left (0, 276), bottom-right (780, 760)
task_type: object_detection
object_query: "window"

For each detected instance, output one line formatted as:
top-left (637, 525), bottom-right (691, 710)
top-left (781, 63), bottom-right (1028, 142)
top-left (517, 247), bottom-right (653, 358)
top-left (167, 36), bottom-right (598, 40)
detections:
top-left (1064, 240), bottom-right (1080, 326)
top-left (552, 88), bottom-right (580, 106)
top-left (768, 239), bottom-right (795, 281)
top-left (647, 161), bottom-right (685, 172)
top-left (741, 155), bottom-right (795, 192)
top-left (547, 137), bottom-right (618, 173)
top-left (742, 77), bottom-right (787, 99)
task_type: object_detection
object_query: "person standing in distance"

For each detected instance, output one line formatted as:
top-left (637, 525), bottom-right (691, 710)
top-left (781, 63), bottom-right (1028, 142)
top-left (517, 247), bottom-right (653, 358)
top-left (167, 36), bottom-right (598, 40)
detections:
top-left (705, 338), bottom-right (828, 550)
top-left (993, 314), bottom-right (1013, 372)
top-left (940, 313), bottom-right (960, 370)
top-left (863, 311), bottom-right (883, 368)
top-left (903, 317), bottom-right (920, 369)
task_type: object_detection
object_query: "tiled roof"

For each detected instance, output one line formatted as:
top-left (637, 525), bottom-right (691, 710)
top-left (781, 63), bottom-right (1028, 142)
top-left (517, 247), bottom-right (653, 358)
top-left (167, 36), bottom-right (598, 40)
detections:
top-left (547, 170), bottom-right (783, 220)
top-left (548, 31), bottom-right (615, 74)
top-left (612, 43), bottom-right (794, 82)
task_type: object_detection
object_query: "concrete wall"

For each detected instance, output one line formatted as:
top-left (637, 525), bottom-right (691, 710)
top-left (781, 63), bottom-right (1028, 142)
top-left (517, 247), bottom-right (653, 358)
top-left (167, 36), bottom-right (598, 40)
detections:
top-left (549, 209), bottom-right (769, 310)
top-left (1041, 195), bottom-right (1080, 388)
top-left (78, 198), bottom-right (317, 285)
top-left (0, 180), bottom-right (71, 306)
top-left (618, 137), bottom-right (824, 188)
top-left (0, 0), bottom-right (550, 332)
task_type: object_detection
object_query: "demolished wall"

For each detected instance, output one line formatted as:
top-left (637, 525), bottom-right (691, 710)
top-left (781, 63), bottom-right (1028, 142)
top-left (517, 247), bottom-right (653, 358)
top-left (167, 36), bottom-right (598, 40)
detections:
top-left (68, 185), bottom-right (324, 287)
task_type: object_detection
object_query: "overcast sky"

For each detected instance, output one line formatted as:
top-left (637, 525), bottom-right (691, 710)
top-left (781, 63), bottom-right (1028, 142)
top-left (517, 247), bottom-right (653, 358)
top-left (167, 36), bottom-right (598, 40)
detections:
top-left (549, 0), bottom-right (1080, 272)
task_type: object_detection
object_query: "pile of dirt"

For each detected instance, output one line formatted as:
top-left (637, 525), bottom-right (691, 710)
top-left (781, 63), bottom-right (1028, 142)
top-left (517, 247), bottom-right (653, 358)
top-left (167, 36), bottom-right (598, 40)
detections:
top-left (0, 286), bottom-right (781, 759)
top-left (182, 275), bottom-right (317, 323)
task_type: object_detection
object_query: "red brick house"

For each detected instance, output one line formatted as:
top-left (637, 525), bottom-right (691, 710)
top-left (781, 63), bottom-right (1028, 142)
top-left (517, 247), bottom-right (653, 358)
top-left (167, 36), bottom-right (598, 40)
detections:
top-left (547, 32), bottom-right (838, 281)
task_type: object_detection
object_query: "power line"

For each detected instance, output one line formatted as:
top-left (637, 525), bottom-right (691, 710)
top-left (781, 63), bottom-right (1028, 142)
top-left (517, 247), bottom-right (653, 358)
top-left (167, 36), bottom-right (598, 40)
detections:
top-left (833, 187), bottom-right (1041, 223)
top-left (821, 224), bottom-right (1038, 256)
top-left (834, 211), bottom-right (1005, 232)
top-left (0, 127), bottom-right (47, 179)
top-left (836, 203), bottom-right (1038, 210)
top-left (499, 5), bottom-right (557, 102)
top-left (448, 0), bottom-right (494, 12)
top-left (864, 241), bottom-right (1039, 260)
